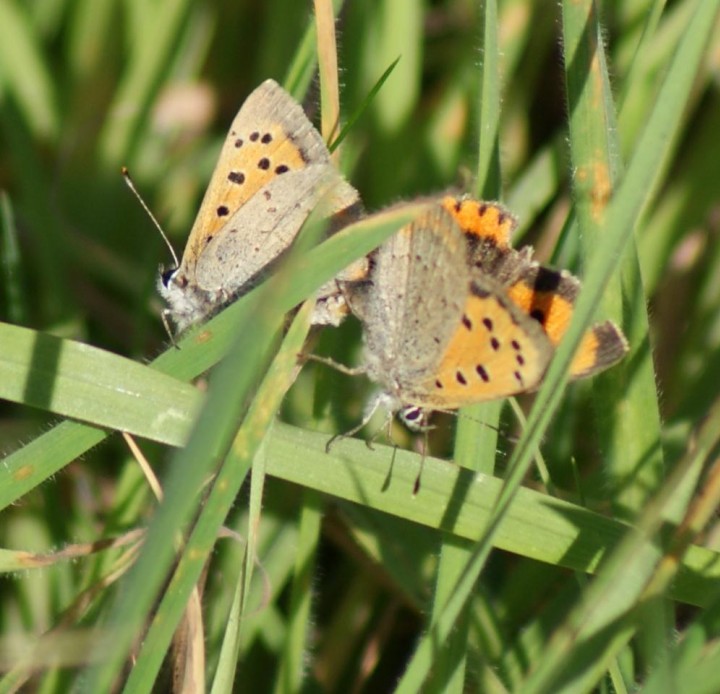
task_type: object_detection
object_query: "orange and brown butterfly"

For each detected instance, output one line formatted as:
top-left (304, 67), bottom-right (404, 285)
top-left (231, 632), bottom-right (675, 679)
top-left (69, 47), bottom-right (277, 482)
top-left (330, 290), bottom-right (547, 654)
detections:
top-left (441, 196), bottom-right (629, 379)
top-left (158, 79), bottom-right (361, 333)
top-left (328, 197), bottom-right (628, 436)
top-left (339, 203), bottom-right (555, 432)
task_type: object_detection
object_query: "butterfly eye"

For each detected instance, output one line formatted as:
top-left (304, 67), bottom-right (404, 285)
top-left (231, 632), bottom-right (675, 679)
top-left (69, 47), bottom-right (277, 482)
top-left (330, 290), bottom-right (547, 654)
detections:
top-left (161, 267), bottom-right (178, 287)
top-left (399, 406), bottom-right (429, 431)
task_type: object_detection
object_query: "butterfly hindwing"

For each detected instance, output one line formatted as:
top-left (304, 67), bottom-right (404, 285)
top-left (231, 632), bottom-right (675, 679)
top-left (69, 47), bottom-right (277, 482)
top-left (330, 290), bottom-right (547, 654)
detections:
top-left (442, 195), bottom-right (628, 379)
top-left (413, 274), bottom-right (553, 408)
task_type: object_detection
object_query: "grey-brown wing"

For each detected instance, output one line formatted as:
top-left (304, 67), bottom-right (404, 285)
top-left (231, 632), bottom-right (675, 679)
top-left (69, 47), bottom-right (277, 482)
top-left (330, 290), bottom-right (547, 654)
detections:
top-left (194, 165), bottom-right (358, 293)
top-left (345, 204), bottom-right (470, 380)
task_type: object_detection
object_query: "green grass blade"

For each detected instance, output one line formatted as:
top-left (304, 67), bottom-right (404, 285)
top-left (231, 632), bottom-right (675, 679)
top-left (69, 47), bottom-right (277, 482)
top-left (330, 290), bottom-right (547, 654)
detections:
top-left (328, 56), bottom-right (400, 154)
top-left (85, 300), bottom-right (284, 690)
top-left (256, 424), bottom-right (718, 607)
top-left (0, 321), bottom-right (202, 444)
top-left (274, 490), bottom-right (323, 693)
top-left (0, 203), bottom-right (419, 510)
top-left (0, 0), bottom-right (58, 140)
top-left (0, 192), bottom-right (27, 324)
top-left (99, 0), bottom-right (193, 165)
top-left (522, 0), bottom-right (719, 538)
top-left (118, 302), bottom-right (313, 692)
top-left (2, 2), bottom-right (719, 689)
top-left (562, 0), bottom-right (670, 686)
top-left (520, 391), bottom-right (720, 692)
top-left (563, 0), bottom-right (665, 521)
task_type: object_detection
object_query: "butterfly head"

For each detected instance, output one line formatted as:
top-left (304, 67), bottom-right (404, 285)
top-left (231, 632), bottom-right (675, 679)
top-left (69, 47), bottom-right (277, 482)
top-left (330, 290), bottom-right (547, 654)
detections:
top-left (398, 405), bottom-right (433, 432)
top-left (157, 266), bottom-right (220, 333)
top-left (160, 265), bottom-right (180, 289)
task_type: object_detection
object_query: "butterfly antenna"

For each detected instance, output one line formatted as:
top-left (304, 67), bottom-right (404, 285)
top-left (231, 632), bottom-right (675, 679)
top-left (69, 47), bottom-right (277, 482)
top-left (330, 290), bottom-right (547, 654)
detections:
top-left (122, 166), bottom-right (179, 268)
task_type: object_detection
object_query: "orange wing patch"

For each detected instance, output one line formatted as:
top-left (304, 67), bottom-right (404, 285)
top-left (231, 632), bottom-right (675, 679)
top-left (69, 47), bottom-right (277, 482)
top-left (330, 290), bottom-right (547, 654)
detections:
top-left (568, 321), bottom-right (629, 378)
top-left (442, 196), bottom-right (517, 247)
top-left (184, 123), bottom-right (310, 262)
top-left (506, 277), bottom-right (575, 347)
top-left (414, 282), bottom-right (552, 408)
top-left (507, 268), bottom-right (628, 378)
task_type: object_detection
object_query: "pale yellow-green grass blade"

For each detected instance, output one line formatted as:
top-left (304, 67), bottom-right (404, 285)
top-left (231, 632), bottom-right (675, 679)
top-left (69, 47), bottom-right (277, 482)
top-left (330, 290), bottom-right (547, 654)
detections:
top-left (315, 0), bottom-right (341, 144)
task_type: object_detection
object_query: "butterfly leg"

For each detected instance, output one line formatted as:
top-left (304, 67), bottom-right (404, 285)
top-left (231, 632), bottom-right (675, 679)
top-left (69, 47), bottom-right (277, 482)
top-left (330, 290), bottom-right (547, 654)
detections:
top-left (324, 391), bottom-right (390, 453)
top-left (161, 309), bottom-right (180, 349)
top-left (300, 352), bottom-right (367, 377)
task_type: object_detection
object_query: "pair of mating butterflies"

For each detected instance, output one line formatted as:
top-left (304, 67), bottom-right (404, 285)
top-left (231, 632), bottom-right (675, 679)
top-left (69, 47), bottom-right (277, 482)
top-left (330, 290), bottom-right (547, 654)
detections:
top-left (159, 79), bottom-right (628, 429)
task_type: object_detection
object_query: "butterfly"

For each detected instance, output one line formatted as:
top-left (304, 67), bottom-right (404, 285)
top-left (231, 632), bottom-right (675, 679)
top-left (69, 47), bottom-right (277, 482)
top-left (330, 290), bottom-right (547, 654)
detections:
top-left (338, 198), bottom-right (628, 430)
top-left (158, 79), bottom-right (361, 333)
